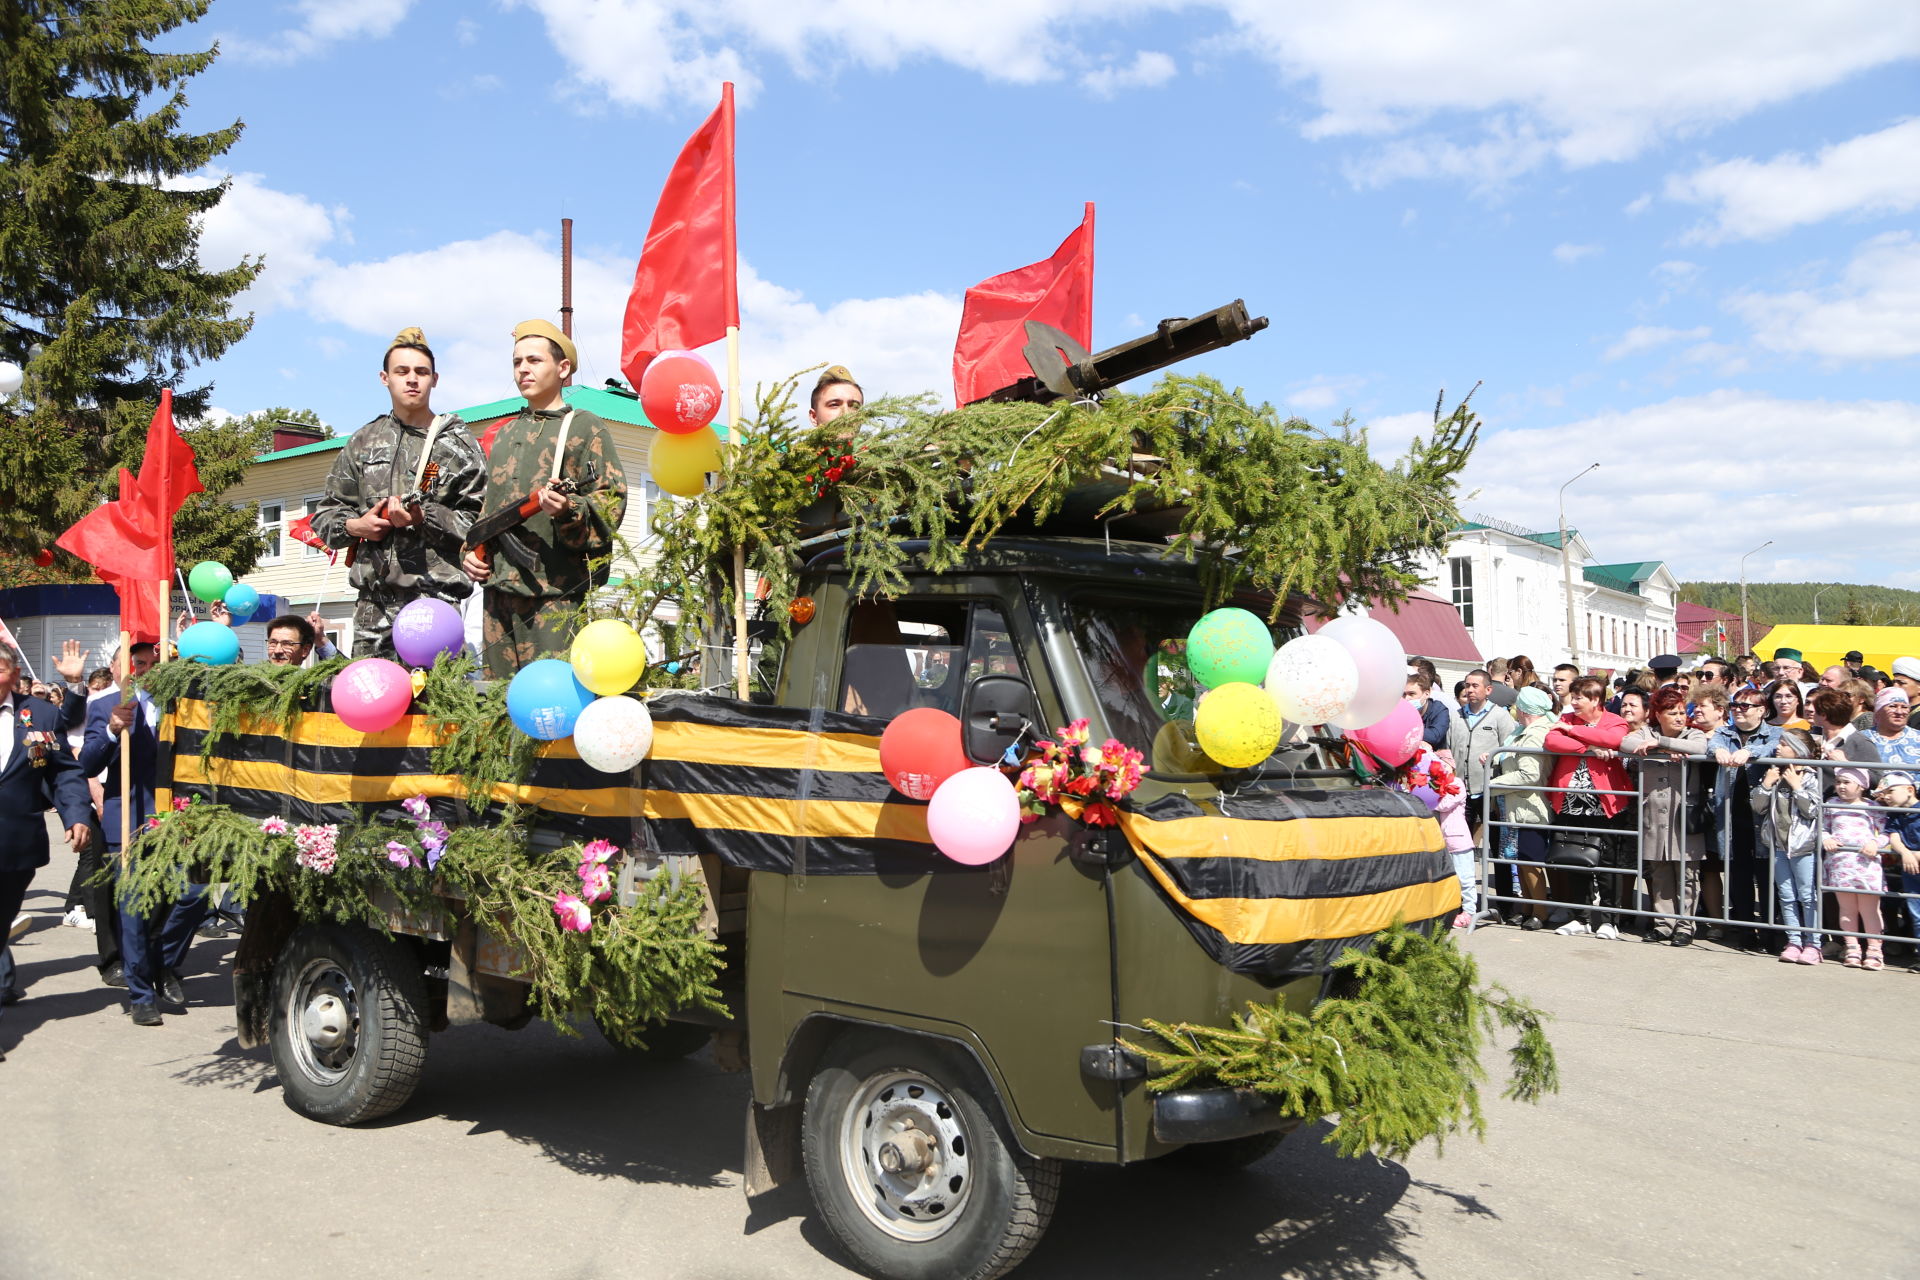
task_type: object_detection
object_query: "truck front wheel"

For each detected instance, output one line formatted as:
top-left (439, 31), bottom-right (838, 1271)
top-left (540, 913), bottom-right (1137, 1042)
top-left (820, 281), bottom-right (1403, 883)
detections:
top-left (268, 922), bottom-right (428, 1125)
top-left (801, 1034), bottom-right (1060, 1280)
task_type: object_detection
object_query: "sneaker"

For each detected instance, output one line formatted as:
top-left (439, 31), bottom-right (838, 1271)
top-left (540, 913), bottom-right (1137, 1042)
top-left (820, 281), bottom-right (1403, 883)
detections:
top-left (1798, 947), bottom-right (1821, 966)
top-left (1594, 923), bottom-right (1621, 941)
top-left (7, 914), bottom-right (27, 942)
top-left (1779, 946), bottom-right (1803, 964)
top-left (1553, 920), bottom-right (1592, 937)
top-left (1545, 908), bottom-right (1573, 928)
top-left (60, 906), bottom-right (87, 929)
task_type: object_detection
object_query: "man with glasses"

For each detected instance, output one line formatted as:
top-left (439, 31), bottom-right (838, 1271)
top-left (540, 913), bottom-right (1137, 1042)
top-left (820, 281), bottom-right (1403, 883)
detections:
top-left (1772, 646), bottom-right (1814, 695)
top-left (1709, 688), bottom-right (1783, 949)
top-left (261, 614), bottom-right (337, 667)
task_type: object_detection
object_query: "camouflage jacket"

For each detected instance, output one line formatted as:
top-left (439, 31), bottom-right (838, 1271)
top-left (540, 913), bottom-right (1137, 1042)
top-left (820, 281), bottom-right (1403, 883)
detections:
top-left (477, 405), bottom-right (628, 601)
top-left (310, 413), bottom-right (488, 600)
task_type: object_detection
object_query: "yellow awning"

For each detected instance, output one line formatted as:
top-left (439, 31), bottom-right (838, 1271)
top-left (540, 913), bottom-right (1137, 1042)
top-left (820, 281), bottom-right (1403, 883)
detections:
top-left (1750, 624), bottom-right (1920, 673)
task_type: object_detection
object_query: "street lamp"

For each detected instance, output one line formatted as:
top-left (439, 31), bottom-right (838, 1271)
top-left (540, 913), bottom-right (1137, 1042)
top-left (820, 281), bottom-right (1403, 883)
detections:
top-left (1812, 583), bottom-right (1836, 625)
top-left (1740, 540), bottom-right (1773, 656)
top-left (1559, 463), bottom-right (1599, 670)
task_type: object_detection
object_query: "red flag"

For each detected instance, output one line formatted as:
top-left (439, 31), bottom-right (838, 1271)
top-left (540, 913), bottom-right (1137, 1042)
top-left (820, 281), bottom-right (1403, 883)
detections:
top-left (55, 391), bottom-right (202, 643)
top-left (620, 82), bottom-right (737, 386)
top-left (287, 512), bottom-right (335, 562)
top-left (952, 203), bottom-right (1094, 406)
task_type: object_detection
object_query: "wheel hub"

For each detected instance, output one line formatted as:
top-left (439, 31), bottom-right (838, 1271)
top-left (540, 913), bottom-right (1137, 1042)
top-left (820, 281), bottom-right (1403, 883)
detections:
top-left (841, 1071), bottom-right (974, 1242)
top-left (287, 959), bottom-right (360, 1085)
top-left (301, 992), bottom-right (349, 1051)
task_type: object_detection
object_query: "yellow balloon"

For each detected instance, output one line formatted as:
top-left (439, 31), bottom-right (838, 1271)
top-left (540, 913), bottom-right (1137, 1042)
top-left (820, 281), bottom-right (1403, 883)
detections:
top-left (1194, 682), bottom-right (1282, 769)
top-left (649, 426), bottom-right (722, 497)
top-left (570, 618), bottom-right (648, 696)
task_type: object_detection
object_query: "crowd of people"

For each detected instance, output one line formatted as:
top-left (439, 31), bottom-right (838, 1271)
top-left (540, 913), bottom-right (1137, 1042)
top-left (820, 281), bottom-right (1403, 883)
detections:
top-left (1408, 645), bottom-right (1920, 971)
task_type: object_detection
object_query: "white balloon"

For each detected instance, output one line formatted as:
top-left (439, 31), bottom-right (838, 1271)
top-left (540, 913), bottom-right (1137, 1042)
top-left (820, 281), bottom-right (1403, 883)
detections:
top-left (1265, 635), bottom-right (1359, 725)
top-left (572, 695), bottom-right (654, 773)
top-left (0, 362), bottom-right (21, 396)
top-left (1318, 614), bottom-right (1407, 729)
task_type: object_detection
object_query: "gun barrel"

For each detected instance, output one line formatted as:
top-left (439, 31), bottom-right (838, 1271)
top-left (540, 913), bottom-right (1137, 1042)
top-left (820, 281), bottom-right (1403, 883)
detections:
top-left (972, 299), bottom-right (1269, 406)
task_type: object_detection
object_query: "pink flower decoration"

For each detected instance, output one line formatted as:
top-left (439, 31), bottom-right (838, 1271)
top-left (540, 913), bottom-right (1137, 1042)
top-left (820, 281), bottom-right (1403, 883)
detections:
top-left (553, 892), bottom-right (592, 933)
top-left (401, 795), bottom-right (431, 821)
top-left (385, 840), bottom-right (417, 869)
top-left (578, 862), bottom-right (613, 904)
top-left (580, 838), bottom-right (618, 865)
top-left (173, 796), bottom-right (192, 812)
top-left (260, 816), bottom-right (289, 836)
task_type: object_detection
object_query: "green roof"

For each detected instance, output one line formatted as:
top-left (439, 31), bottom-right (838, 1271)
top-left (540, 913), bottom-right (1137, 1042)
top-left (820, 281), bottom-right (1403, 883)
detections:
top-left (256, 435), bottom-right (348, 463)
top-left (1583, 566), bottom-right (1640, 595)
top-left (1456, 518), bottom-right (1575, 548)
top-left (1588, 560), bottom-right (1663, 583)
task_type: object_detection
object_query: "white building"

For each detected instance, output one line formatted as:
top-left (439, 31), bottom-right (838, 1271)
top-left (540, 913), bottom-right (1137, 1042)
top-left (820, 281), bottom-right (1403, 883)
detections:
top-left (1419, 514), bottom-right (1680, 674)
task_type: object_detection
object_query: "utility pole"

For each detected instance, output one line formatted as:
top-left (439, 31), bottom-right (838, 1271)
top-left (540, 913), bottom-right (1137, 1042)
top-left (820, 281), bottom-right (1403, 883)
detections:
top-left (1559, 463), bottom-right (1599, 670)
top-left (1740, 540), bottom-right (1773, 655)
top-left (1812, 582), bottom-right (1836, 625)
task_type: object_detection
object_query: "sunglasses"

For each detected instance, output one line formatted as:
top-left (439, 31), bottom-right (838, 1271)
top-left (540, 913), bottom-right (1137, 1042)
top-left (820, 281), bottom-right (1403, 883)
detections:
top-left (1734, 701), bottom-right (1766, 710)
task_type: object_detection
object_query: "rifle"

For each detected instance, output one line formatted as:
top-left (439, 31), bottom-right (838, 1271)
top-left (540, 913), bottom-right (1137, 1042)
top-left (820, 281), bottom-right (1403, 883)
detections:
top-left (967, 299), bottom-right (1268, 405)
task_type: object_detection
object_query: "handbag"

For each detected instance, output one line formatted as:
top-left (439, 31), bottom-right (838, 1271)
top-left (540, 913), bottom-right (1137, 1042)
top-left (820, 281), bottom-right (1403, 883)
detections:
top-left (1547, 831), bottom-right (1604, 867)
top-left (1685, 794), bottom-right (1713, 836)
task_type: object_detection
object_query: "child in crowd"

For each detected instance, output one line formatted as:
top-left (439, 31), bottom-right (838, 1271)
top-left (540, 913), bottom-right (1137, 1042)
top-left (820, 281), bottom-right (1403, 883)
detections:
top-left (1752, 729), bottom-right (1823, 964)
top-left (1874, 771), bottom-right (1920, 967)
top-left (1822, 767), bottom-right (1888, 969)
top-left (1399, 745), bottom-right (1475, 928)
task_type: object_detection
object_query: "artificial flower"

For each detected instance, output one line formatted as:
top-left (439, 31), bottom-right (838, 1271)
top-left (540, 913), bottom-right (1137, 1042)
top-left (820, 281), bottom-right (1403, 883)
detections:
top-left (580, 838), bottom-right (618, 865)
top-left (553, 892), bottom-right (592, 933)
top-left (401, 795), bottom-right (431, 821)
top-left (578, 862), bottom-right (613, 904)
top-left (385, 840), bottom-right (418, 869)
top-left (260, 816), bottom-right (289, 836)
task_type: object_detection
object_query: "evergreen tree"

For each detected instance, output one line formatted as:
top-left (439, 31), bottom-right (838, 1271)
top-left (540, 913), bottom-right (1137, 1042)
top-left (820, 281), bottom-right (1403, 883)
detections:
top-left (0, 0), bottom-right (260, 556)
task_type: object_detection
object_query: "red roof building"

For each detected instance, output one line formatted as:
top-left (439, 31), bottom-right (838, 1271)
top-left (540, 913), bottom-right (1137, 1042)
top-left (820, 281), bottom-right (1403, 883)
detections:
top-left (1677, 602), bottom-right (1743, 654)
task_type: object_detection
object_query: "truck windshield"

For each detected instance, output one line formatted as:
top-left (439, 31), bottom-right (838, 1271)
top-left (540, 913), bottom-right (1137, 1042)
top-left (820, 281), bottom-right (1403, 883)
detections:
top-left (1066, 592), bottom-right (1305, 780)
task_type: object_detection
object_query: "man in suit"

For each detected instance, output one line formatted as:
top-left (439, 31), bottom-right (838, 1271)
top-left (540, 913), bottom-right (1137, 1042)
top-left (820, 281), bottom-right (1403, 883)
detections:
top-left (81, 641), bottom-right (206, 1027)
top-left (0, 643), bottom-right (94, 1061)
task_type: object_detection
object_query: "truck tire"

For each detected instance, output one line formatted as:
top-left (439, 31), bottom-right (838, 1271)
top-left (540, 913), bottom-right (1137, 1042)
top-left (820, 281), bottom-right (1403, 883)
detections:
top-left (268, 922), bottom-right (428, 1125)
top-left (801, 1034), bottom-right (1060, 1280)
top-left (595, 1015), bottom-right (712, 1062)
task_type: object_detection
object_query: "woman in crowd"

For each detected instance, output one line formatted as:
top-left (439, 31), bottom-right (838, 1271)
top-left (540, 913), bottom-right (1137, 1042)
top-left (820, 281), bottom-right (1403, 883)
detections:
top-left (1506, 655), bottom-right (1545, 697)
top-left (1753, 728), bottom-right (1823, 964)
top-left (1543, 675), bottom-right (1632, 938)
top-left (1487, 686), bottom-right (1559, 929)
top-left (1764, 680), bottom-right (1811, 732)
top-left (1625, 687), bottom-right (1709, 944)
top-left (1811, 688), bottom-right (1878, 764)
top-left (1842, 678), bottom-right (1877, 731)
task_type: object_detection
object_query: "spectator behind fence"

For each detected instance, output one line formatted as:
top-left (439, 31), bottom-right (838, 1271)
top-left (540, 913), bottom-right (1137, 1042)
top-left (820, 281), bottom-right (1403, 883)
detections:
top-left (1876, 771), bottom-right (1920, 967)
top-left (1843, 678), bottom-right (1877, 731)
top-left (1752, 728), bottom-right (1823, 965)
top-left (1689, 687), bottom-right (1733, 929)
top-left (1863, 688), bottom-right (1920, 771)
top-left (1710, 685), bottom-right (1782, 950)
top-left (1764, 679), bottom-right (1811, 732)
top-left (1624, 686), bottom-right (1710, 945)
top-left (1447, 669), bottom-right (1514, 840)
top-left (1823, 767), bottom-right (1888, 969)
top-left (1543, 675), bottom-right (1631, 939)
top-left (1487, 686), bottom-right (1557, 929)
top-left (1483, 656), bottom-right (1517, 708)
top-left (1405, 671), bottom-right (1451, 751)
top-left (1812, 688), bottom-right (1879, 764)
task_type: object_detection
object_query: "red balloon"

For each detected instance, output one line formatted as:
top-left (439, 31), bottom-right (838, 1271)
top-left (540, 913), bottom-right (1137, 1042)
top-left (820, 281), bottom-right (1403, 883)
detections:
top-left (878, 708), bottom-right (970, 801)
top-left (33, 549), bottom-right (53, 567)
top-left (640, 353), bottom-right (722, 435)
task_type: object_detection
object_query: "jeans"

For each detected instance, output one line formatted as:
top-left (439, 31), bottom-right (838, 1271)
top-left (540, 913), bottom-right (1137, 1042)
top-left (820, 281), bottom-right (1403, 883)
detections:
top-left (1772, 850), bottom-right (1817, 949)
top-left (0, 868), bottom-right (32, 1012)
top-left (1451, 851), bottom-right (1476, 915)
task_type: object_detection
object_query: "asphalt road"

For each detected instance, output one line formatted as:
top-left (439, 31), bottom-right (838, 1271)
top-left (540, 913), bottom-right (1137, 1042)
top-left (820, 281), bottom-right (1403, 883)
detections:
top-left (3, 836), bottom-right (1915, 1280)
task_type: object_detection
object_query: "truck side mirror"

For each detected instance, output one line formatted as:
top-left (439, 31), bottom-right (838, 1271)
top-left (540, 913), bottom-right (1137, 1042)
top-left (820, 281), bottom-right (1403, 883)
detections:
top-left (961, 675), bottom-right (1037, 765)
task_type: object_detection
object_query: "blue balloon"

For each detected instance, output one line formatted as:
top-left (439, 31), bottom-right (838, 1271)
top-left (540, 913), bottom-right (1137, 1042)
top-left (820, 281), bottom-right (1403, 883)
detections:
top-left (505, 659), bottom-right (594, 740)
top-left (222, 582), bottom-right (260, 623)
top-left (178, 620), bottom-right (240, 666)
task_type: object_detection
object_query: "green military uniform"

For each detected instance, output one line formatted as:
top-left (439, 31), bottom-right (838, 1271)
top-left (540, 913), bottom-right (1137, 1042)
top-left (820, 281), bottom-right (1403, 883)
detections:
top-left (477, 405), bottom-right (627, 676)
top-left (311, 413), bottom-right (488, 659)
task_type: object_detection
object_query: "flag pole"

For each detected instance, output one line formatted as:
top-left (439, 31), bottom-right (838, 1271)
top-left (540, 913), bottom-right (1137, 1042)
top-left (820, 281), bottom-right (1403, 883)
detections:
top-left (118, 623), bottom-right (132, 864)
top-left (727, 324), bottom-right (748, 700)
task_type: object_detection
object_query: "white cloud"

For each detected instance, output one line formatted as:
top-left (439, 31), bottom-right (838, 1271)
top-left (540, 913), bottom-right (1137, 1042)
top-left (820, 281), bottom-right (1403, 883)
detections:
top-left (229, 0), bottom-right (418, 63)
top-left (187, 171), bottom-right (348, 312)
top-left (1667, 118), bottom-right (1920, 243)
top-left (1603, 325), bottom-right (1709, 361)
top-left (1553, 242), bottom-right (1601, 264)
top-left (1729, 232), bottom-right (1920, 362)
top-left (1356, 410), bottom-right (1431, 461)
top-left (1623, 193), bottom-right (1652, 216)
top-left (1081, 51), bottom-right (1177, 97)
top-left (1285, 374), bottom-right (1366, 411)
top-left (490, 2), bottom-right (1920, 187)
top-left (1461, 390), bottom-right (1920, 580)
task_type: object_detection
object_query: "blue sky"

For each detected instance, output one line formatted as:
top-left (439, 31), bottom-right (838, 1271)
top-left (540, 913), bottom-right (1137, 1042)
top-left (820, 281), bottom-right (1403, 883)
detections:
top-left (170, 1), bottom-right (1919, 587)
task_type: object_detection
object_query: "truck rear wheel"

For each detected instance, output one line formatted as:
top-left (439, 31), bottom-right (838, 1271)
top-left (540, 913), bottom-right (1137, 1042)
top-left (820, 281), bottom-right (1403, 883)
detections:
top-left (268, 922), bottom-right (428, 1125)
top-left (801, 1034), bottom-right (1060, 1280)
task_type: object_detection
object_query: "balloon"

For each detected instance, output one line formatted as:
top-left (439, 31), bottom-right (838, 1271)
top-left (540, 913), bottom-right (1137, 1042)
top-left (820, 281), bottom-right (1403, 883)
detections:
top-left (391, 598), bottom-right (466, 668)
top-left (1264, 635), bottom-right (1359, 725)
top-left (0, 361), bottom-right (22, 395)
top-left (1347, 699), bottom-right (1424, 768)
top-left (1151, 719), bottom-right (1211, 774)
top-left (506, 659), bottom-right (594, 740)
top-left (177, 621), bottom-right (239, 666)
top-left (222, 582), bottom-right (260, 623)
top-left (329, 658), bottom-right (414, 732)
top-left (188, 561), bottom-right (233, 603)
top-left (32, 549), bottom-right (52, 568)
top-left (1187, 608), bottom-right (1274, 689)
top-left (1193, 682), bottom-right (1283, 768)
top-left (649, 425), bottom-right (722, 498)
top-left (640, 352), bottom-right (723, 434)
top-left (572, 695), bottom-right (655, 773)
top-left (925, 767), bottom-right (1021, 865)
top-left (1411, 785), bottom-right (1440, 810)
top-left (879, 707), bottom-right (970, 800)
top-left (569, 618), bottom-right (647, 696)
top-left (1317, 615), bottom-right (1406, 729)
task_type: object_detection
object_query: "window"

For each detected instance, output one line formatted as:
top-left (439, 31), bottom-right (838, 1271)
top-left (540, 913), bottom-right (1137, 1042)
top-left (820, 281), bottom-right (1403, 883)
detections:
top-left (258, 501), bottom-right (284, 563)
top-left (1448, 556), bottom-right (1474, 628)
top-left (1586, 613), bottom-right (1593, 648)
top-left (636, 477), bottom-right (665, 543)
top-left (838, 599), bottom-right (1022, 721)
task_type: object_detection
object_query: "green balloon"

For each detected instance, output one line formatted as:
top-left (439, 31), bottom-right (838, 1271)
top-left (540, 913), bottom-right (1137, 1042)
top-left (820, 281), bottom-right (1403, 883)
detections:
top-left (188, 560), bottom-right (233, 603)
top-left (1187, 608), bottom-right (1274, 690)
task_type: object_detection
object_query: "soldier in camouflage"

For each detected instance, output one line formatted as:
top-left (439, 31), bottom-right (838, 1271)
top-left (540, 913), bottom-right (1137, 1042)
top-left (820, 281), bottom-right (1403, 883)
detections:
top-left (461, 319), bottom-right (627, 677)
top-left (311, 327), bottom-right (489, 659)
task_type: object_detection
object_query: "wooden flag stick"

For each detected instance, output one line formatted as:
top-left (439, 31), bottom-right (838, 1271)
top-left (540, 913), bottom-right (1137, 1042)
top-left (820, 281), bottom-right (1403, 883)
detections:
top-left (117, 625), bottom-right (131, 866)
top-left (727, 323), bottom-right (748, 700)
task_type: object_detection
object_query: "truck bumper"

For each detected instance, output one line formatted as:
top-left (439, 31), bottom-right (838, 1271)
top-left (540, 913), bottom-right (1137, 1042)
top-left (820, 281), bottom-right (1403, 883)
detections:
top-left (1151, 1087), bottom-right (1301, 1144)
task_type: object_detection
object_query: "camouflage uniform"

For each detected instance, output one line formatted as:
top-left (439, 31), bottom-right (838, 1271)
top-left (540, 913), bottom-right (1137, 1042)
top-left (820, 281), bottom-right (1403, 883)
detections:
top-left (476, 405), bottom-right (627, 676)
top-left (310, 413), bottom-right (488, 659)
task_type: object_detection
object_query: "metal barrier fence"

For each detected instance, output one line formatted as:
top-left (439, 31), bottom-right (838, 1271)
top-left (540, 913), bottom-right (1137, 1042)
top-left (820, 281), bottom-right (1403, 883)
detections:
top-left (1475, 745), bottom-right (1920, 961)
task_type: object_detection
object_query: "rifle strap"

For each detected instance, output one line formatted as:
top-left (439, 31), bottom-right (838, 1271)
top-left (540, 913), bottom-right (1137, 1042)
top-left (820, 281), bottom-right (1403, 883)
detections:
top-left (549, 410), bottom-right (575, 485)
top-left (409, 412), bottom-right (452, 495)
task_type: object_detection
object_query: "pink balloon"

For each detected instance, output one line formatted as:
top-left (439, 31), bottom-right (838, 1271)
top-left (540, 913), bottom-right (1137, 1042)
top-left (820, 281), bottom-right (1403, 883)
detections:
top-left (1346, 699), bottom-right (1423, 768)
top-left (1317, 614), bottom-right (1406, 729)
top-left (332, 658), bottom-right (415, 733)
top-left (925, 767), bottom-right (1021, 865)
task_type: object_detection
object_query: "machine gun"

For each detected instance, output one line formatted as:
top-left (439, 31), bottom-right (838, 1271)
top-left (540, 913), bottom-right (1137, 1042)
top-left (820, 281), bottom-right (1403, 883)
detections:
top-left (967, 299), bottom-right (1268, 406)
